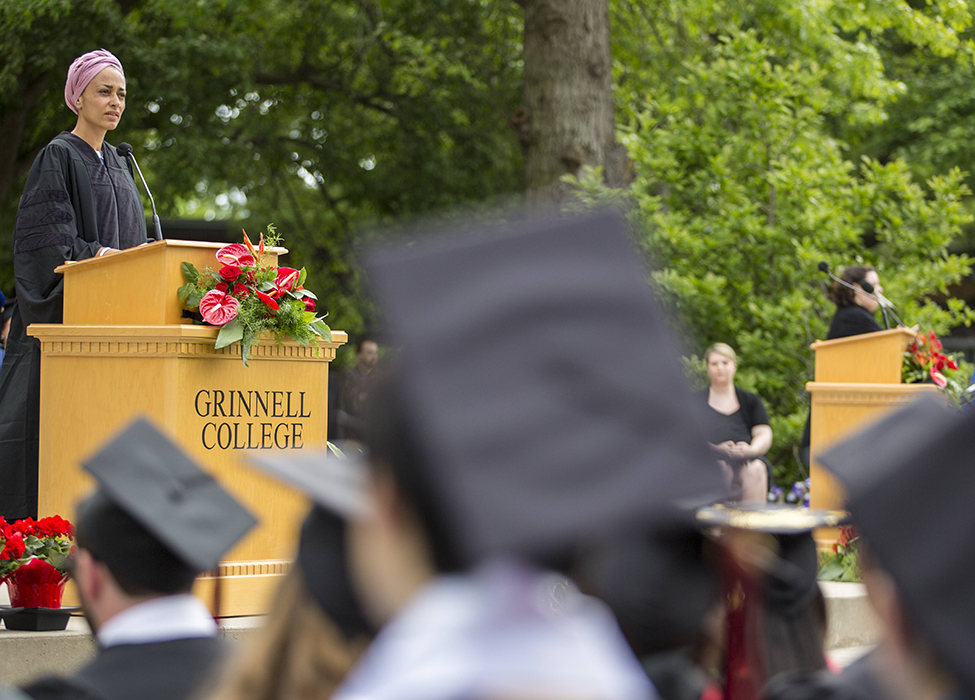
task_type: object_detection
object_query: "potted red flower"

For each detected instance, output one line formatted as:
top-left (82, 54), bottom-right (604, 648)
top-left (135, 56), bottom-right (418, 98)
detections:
top-left (1, 515), bottom-right (74, 611)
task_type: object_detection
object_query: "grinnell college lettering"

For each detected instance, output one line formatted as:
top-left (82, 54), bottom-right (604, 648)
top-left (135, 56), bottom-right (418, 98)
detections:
top-left (195, 390), bottom-right (312, 450)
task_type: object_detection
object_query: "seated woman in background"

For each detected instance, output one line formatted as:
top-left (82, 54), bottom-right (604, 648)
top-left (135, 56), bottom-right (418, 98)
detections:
top-left (827, 265), bottom-right (882, 339)
top-left (702, 343), bottom-right (773, 503)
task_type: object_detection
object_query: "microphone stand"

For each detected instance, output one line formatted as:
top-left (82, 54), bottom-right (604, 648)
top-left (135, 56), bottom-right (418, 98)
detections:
top-left (119, 144), bottom-right (163, 241)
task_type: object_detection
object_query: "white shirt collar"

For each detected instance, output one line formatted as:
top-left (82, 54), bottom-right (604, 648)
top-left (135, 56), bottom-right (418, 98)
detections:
top-left (96, 594), bottom-right (218, 648)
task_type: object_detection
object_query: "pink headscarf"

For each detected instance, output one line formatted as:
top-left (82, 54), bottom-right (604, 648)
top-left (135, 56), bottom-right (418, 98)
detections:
top-left (64, 49), bottom-right (125, 114)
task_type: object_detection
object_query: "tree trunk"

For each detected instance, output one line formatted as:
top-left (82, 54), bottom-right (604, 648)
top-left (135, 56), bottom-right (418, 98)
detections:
top-left (515, 0), bottom-right (627, 207)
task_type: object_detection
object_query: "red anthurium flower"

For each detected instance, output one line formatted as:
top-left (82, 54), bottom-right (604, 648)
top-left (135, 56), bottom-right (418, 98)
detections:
top-left (220, 265), bottom-right (242, 282)
top-left (216, 243), bottom-right (255, 267)
top-left (948, 358), bottom-right (959, 371)
top-left (274, 267), bottom-right (300, 293)
top-left (233, 283), bottom-right (249, 297)
top-left (199, 290), bottom-right (241, 325)
top-left (304, 298), bottom-right (316, 312)
top-left (256, 290), bottom-right (279, 311)
top-left (930, 368), bottom-right (948, 388)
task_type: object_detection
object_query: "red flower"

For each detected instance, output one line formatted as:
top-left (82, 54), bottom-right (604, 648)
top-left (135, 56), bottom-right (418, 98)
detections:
top-left (930, 368), bottom-right (948, 388)
top-left (220, 265), bottom-right (242, 282)
top-left (216, 243), bottom-right (255, 267)
top-left (304, 298), bottom-right (316, 312)
top-left (233, 283), bottom-right (249, 297)
top-left (274, 267), bottom-right (300, 294)
top-left (255, 291), bottom-right (279, 311)
top-left (216, 282), bottom-right (228, 293)
top-left (948, 358), bottom-right (959, 371)
top-left (199, 290), bottom-right (241, 325)
top-left (1, 533), bottom-right (25, 561)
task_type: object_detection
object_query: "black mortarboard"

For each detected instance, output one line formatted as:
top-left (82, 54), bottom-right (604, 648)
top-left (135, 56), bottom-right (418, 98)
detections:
top-left (248, 450), bottom-right (374, 640)
top-left (77, 418), bottom-right (257, 593)
top-left (363, 210), bottom-right (728, 566)
top-left (818, 396), bottom-right (975, 699)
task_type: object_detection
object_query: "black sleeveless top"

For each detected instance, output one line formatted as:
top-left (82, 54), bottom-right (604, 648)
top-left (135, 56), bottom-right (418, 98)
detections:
top-left (700, 388), bottom-right (770, 445)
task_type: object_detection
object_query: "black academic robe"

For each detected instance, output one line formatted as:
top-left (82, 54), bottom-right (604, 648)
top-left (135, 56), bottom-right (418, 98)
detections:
top-left (0, 132), bottom-right (147, 519)
top-left (826, 304), bottom-right (881, 340)
top-left (22, 637), bottom-right (227, 700)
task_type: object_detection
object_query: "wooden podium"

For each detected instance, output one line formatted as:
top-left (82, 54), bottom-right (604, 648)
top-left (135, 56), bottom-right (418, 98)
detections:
top-left (27, 239), bottom-right (347, 615)
top-left (807, 328), bottom-right (939, 543)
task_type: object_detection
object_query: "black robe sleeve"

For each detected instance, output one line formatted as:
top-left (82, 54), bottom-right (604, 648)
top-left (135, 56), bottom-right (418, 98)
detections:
top-left (12, 143), bottom-right (102, 326)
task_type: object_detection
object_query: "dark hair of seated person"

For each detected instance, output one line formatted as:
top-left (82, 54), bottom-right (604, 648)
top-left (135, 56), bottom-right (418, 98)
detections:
top-left (828, 265), bottom-right (875, 308)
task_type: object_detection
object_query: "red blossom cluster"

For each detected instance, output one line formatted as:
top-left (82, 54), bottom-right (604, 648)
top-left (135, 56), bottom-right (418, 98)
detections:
top-left (196, 231), bottom-right (315, 325)
top-left (0, 515), bottom-right (73, 567)
top-left (908, 331), bottom-right (958, 388)
top-left (833, 525), bottom-right (858, 554)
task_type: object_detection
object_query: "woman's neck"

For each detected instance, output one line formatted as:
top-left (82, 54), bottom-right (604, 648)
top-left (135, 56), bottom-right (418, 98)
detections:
top-left (709, 383), bottom-right (735, 396)
top-left (70, 121), bottom-right (106, 152)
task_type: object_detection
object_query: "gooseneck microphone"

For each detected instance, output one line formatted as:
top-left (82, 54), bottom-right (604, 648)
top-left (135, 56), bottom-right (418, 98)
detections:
top-left (817, 261), bottom-right (896, 329)
top-left (118, 143), bottom-right (163, 241)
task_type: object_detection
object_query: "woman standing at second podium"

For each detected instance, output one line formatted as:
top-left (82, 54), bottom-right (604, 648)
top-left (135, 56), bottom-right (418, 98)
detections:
top-left (0, 49), bottom-right (148, 520)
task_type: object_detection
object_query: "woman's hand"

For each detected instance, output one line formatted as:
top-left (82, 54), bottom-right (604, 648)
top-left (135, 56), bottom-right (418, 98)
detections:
top-left (726, 441), bottom-right (755, 459)
top-left (711, 440), bottom-right (738, 456)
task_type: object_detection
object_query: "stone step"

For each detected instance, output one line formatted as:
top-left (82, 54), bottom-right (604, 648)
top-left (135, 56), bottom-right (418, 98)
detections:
top-left (821, 581), bottom-right (879, 650)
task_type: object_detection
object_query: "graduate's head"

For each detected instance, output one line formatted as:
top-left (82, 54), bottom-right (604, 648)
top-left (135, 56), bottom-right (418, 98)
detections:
top-left (820, 397), bottom-right (975, 700)
top-left (65, 49), bottom-right (126, 132)
top-left (72, 418), bottom-right (257, 631)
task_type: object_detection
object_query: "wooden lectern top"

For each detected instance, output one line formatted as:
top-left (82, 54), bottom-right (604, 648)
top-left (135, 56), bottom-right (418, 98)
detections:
top-left (810, 327), bottom-right (915, 384)
top-left (55, 239), bottom-right (288, 327)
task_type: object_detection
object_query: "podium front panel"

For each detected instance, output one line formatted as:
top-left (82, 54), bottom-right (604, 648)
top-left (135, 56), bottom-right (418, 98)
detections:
top-left (31, 324), bottom-right (346, 615)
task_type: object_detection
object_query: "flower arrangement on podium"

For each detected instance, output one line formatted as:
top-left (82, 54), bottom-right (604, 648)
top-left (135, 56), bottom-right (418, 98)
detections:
top-left (903, 330), bottom-right (969, 405)
top-left (178, 226), bottom-right (331, 366)
top-left (1, 515), bottom-right (74, 609)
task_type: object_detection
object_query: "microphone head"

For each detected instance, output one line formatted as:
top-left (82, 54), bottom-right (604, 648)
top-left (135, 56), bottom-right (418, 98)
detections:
top-left (117, 143), bottom-right (133, 157)
top-left (817, 261), bottom-right (830, 273)
top-left (860, 281), bottom-right (874, 295)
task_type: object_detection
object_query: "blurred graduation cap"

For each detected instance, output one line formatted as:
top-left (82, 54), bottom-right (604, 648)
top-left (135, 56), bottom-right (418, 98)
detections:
top-left (362, 209), bottom-right (728, 567)
top-left (818, 395), bottom-right (975, 699)
top-left (248, 449), bottom-right (374, 640)
top-left (76, 417), bottom-right (257, 594)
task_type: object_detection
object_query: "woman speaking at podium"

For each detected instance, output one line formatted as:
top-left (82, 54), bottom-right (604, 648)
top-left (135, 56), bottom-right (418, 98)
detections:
top-left (826, 265), bottom-right (883, 339)
top-left (0, 49), bottom-right (148, 520)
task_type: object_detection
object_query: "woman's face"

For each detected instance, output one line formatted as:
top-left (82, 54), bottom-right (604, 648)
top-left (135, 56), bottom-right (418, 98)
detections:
top-left (855, 270), bottom-right (882, 312)
top-left (76, 67), bottom-right (126, 133)
top-left (706, 352), bottom-right (736, 387)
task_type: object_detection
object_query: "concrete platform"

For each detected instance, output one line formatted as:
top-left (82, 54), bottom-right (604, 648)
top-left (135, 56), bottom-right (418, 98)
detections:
top-left (1, 581), bottom-right (879, 686)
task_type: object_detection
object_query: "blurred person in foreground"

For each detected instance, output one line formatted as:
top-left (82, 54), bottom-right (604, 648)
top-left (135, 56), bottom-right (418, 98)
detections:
top-left (22, 418), bottom-right (256, 700)
top-left (701, 343), bottom-right (773, 503)
top-left (0, 48), bottom-right (148, 521)
top-left (224, 210), bottom-right (730, 700)
top-left (768, 395), bottom-right (975, 700)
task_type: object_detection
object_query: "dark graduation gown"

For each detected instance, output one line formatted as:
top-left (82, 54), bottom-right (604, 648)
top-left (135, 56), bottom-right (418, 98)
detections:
top-left (22, 637), bottom-right (227, 700)
top-left (826, 304), bottom-right (881, 340)
top-left (0, 132), bottom-right (147, 519)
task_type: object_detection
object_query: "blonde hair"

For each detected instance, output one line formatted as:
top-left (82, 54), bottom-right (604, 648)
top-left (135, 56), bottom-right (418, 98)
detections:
top-left (705, 343), bottom-right (737, 364)
top-left (207, 569), bottom-right (369, 700)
